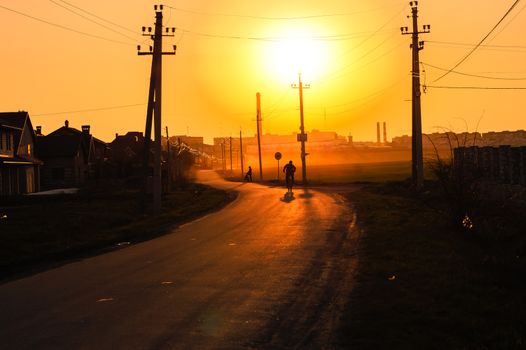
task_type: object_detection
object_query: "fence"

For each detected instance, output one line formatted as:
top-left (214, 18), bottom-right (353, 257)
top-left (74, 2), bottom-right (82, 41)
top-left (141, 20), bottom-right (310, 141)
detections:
top-left (454, 146), bottom-right (526, 186)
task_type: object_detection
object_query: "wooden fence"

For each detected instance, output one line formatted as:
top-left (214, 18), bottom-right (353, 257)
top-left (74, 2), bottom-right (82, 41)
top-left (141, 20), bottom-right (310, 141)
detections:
top-left (454, 146), bottom-right (526, 186)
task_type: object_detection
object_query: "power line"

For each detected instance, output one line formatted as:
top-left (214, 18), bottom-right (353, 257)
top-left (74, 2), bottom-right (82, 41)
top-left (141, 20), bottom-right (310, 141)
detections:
top-left (177, 27), bottom-right (396, 42)
top-left (164, 3), bottom-right (404, 21)
top-left (427, 40), bottom-right (526, 50)
top-left (55, 0), bottom-right (139, 34)
top-left (434, 0), bottom-right (523, 82)
top-left (0, 4), bottom-right (133, 45)
top-left (33, 103), bottom-right (146, 116)
top-left (422, 61), bottom-right (526, 80)
top-left (49, 0), bottom-right (139, 43)
top-left (426, 85), bottom-right (526, 90)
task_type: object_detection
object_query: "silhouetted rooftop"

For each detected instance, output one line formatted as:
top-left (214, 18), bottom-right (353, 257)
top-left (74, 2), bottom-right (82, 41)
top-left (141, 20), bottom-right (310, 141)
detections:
top-left (36, 134), bottom-right (84, 158)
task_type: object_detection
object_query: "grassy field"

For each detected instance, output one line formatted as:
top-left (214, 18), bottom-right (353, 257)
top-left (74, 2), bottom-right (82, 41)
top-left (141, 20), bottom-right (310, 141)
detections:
top-left (0, 183), bottom-right (234, 280)
top-left (225, 161), bottom-right (413, 184)
top-left (338, 183), bottom-right (526, 349)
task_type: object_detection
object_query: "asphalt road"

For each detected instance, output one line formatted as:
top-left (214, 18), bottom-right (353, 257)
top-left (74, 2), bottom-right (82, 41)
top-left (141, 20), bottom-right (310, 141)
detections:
top-left (0, 171), bottom-right (359, 350)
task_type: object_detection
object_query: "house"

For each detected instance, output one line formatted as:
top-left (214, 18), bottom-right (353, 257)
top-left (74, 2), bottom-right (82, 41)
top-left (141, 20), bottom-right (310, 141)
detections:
top-left (110, 132), bottom-right (147, 178)
top-left (36, 120), bottom-right (109, 189)
top-left (0, 111), bottom-right (42, 196)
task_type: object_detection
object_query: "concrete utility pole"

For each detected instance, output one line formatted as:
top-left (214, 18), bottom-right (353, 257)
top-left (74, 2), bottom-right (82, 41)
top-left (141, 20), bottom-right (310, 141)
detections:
top-left (292, 73), bottom-right (310, 185)
top-left (401, 1), bottom-right (430, 189)
top-left (256, 92), bottom-right (263, 181)
top-left (138, 4), bottom-right (176, 214)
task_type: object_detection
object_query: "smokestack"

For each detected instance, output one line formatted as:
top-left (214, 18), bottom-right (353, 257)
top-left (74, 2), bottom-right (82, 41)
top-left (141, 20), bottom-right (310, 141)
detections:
top-left (383, 122), bottom-right (387, 144)
top-left (65, 120), bottom-right (69, 128)
top-left (81, 125), bottom-right (91, 134)
top-left (35, 126), bottom-right (42, 135)
top-left (376, 122), bottom-right (381, 144)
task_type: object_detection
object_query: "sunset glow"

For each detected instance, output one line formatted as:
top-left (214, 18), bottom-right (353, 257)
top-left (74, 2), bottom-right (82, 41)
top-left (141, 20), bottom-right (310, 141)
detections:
top-left (265, 28), bottom-right (331, 83)
top-left (1, 1), bottom-right (525, 142)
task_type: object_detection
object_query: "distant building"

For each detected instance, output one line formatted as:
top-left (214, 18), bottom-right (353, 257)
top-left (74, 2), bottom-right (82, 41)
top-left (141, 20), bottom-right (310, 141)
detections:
top-left (0, 111), bottom-right (42, 195)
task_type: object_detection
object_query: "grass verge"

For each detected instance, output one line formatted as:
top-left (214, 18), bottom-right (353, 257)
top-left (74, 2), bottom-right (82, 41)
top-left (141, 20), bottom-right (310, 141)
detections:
top-left (0, 183), bottom-right (235, 281)
top-left (339, 182), bottom-right (526, 349)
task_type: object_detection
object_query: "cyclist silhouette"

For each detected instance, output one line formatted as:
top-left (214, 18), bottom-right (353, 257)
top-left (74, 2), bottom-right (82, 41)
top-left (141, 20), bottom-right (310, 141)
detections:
top-left (283, 160), bottom-right (296, 193)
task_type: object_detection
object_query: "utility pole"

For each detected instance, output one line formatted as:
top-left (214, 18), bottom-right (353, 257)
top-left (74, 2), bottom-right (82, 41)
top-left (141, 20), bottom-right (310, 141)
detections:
top-left (292, 73), bottom-right (310, 185)
top-left (401, 1), bottom-right (430, 189)
top-left (138, 4), bottom-right (176, 213)
top-left (165, 126), bottom-right (171, 192)
top-left (221, 139), bottom-right (226, 174)
top-left (239, 129), bottom-right (244, 178)
top-left (256, 92), bottom-right (263, 181)
top-left (229, 136), bottom-right (233, 175)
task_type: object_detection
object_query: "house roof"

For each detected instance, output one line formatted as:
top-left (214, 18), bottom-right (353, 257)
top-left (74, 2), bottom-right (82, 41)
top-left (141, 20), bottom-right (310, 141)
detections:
top-left (0, 111), bottom-right (28, 130)
top-left (36, 134), bottom-right (84, 158)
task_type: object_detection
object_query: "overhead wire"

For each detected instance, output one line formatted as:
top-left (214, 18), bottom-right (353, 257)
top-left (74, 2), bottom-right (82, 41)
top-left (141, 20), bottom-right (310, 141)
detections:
top-left (433, 0), bottom-right (523, 82)
top-left (422, 61), bottom-right (526, 80)
top-left (164, 2), bottom-right (405, 21)
top-left (55, 0), bottom-right (139, 34)
top-left (176, 27), bottom-right (397, 42)
top-left (33, 103), bottom-right (146, 116)
top-left (0, 4), bottom-right (133, 46)
top-left (48, 0), bottom-right (140, 43)
top-left (426, 85), bottom-right (526, 90)
top-left (427, 40), bottom-right (526, 51)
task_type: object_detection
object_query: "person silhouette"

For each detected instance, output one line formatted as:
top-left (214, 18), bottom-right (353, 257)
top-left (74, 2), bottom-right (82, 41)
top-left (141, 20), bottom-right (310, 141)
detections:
top-left (283, 160), bottom-right (296, 193)
top-left (244, 166), bottom-right (253, 182)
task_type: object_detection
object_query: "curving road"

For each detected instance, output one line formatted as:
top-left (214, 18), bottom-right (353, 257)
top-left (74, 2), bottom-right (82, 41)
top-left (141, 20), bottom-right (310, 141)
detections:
top-left (0, 171), bottom-right (359, 350)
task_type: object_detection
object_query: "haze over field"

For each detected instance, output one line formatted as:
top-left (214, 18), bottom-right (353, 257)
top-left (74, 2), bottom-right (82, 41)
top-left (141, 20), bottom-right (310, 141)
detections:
top-left (2, 0), bottom-right (525, 142)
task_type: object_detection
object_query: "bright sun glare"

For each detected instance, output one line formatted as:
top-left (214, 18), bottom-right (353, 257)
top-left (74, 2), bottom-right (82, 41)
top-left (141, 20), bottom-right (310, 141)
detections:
top-left (265, 28), bottom-right (329, 83)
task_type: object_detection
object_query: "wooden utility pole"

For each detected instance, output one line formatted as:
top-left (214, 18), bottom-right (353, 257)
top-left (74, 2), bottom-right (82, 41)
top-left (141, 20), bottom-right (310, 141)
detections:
top-left (138, 4), bottom-right (176, 213)
top-left (401, 1), bottom-right (430, 189)
top-left (256, 92), bottom-right (263, 181)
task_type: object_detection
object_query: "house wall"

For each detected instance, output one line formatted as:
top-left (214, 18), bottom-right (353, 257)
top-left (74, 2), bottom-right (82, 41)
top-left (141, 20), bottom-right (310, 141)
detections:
top-left (40, 152), bottom-right (86, 190)
top-left (17, 125), bottom-right (36, 160)
top-left (0, 166), bottom-right (18, 195)
top-left (0, 128), bottom-right (15, 158)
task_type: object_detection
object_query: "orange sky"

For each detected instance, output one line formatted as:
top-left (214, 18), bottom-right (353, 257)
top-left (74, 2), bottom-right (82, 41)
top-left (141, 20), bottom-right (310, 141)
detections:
top-left (2, 0), bottom-right (525, 143)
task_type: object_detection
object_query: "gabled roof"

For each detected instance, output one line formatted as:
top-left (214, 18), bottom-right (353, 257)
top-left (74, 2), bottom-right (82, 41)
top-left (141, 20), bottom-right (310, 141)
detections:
top-left (36, 134), bottom-right (84, 158)
top-left (0, 111), bottom-right (41, 163)
top-left (0, 111), bottom-right (28, 130)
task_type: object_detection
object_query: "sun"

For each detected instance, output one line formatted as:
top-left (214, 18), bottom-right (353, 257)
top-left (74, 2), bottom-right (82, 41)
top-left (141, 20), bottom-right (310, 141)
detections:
top-left (264, 27), bottom-right (330, 83)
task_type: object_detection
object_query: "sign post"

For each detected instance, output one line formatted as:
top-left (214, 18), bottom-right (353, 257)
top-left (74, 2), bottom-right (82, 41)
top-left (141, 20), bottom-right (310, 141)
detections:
top-left (274, 152), bottom-right (282, 182)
